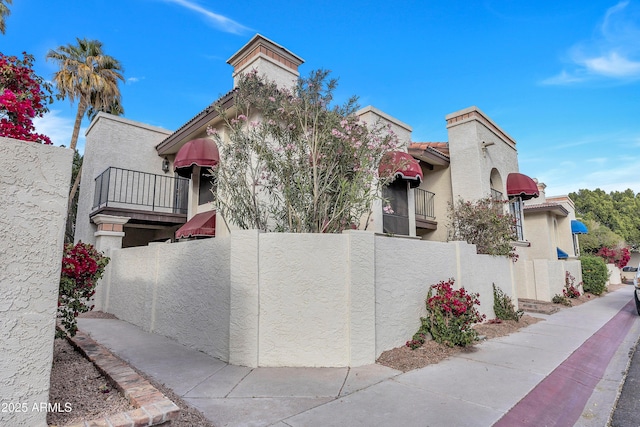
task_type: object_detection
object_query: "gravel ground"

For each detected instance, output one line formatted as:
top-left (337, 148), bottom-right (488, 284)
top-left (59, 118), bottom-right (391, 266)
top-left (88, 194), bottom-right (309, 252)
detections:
top-left (49, 311), bottom-right (217, 427)
top-left (47, 338), bottom-right (133, 426)
top-left (376, 315), bottom-right (543, 372)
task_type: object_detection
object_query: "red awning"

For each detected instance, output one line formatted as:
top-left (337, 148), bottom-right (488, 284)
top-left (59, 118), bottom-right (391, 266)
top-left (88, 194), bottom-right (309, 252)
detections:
top-left (175, 211), bottom-right (216, 239)
top-left (507, 173), bottom-right (539, 200)
top-left (174, 138), bottom-right (220, 178)
top-left (379, 151), bottom-right (423, 188)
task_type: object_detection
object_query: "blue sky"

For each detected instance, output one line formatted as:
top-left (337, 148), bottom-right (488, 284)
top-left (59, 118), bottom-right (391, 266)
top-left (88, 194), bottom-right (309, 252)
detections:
top-left (2, 0), bottom-right (639, 196)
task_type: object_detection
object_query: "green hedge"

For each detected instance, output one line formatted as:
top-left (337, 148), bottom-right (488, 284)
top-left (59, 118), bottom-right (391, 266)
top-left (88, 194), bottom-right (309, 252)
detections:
top-left (580, 255), bottom-right (609, 296)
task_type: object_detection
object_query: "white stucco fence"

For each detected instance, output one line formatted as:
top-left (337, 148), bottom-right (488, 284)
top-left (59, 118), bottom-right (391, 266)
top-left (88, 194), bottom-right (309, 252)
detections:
top-left (0, 138), bottom-right (72, 427)
top-left (606, 264), bottom-right (621, 286)
top-left (97, 230), bottom-right (520, 368)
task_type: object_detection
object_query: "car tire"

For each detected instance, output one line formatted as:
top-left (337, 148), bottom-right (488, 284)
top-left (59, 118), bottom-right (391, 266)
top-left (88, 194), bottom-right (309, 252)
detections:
top-left (635, 289), bottom-right (640, 316)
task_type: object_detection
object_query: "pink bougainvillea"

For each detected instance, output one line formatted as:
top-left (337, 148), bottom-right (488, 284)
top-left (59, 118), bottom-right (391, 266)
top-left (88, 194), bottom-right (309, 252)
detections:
top-left (0, 52), bottom-right (52, 144)
top-left (57, 242), bottom-right (109, 338)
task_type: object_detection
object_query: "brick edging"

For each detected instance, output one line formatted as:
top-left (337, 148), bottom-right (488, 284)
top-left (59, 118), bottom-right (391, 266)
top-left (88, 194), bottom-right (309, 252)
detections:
top-left (58, 330), bottom-right (180, 427)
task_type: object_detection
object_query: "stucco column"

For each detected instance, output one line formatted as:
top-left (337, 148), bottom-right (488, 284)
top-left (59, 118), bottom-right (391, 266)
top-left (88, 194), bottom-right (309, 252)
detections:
top-left (344, 230), bottom-right (377, 366)
top-left (229, 230), bottom-right (260, 367)
top-left (92, 214), bottom-right (130, 311)
top-left (92, 214), bottom-right (130, 252)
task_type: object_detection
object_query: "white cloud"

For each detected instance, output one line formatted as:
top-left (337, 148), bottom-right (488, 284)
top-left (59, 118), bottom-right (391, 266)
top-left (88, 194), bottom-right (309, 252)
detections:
top-left (127, 76), bottom-right (143, 83)
top-left (163, 0), bottom-right (251, 34)
top-left (543, 1), bottom-right (640, 84)
top-left (32, 110), bottom-right (87, 154)
top-left (541, 70), bottom-right (587, 85)
top-left (580, 51), bottom-right (640, 77)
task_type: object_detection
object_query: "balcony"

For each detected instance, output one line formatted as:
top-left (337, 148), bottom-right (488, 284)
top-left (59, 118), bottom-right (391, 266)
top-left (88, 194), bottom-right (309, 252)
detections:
top-left (91, 167), bottom-right (189, 225)
top-left (415, 188), bottom-right (437, 230)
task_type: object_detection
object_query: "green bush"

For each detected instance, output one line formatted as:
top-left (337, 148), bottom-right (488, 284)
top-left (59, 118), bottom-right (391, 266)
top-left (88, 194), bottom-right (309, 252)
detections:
top-left (580, 255), bottom-right (609, 296)
top-left (552, 294), bottom-right (571, 306)
top-left (493, 284), bottom-right (523, 321)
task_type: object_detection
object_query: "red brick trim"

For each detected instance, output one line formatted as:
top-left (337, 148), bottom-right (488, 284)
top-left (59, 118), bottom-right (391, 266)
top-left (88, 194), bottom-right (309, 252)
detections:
top-left (59, 331), bottom-right (180, 427)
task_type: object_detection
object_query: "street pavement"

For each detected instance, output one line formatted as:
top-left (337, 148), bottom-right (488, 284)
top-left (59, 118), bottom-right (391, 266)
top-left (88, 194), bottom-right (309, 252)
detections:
top-left (611, 322), bottom-right (640, 427)
top-left (78, 285), bottom-right (640, 426)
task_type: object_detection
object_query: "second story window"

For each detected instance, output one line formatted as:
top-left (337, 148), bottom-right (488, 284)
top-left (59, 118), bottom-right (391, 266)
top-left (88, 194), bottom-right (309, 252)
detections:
top-left (199, 168), bottom-right (216, 205)
top-left (509, 196), bottom-right (524, 241)
top-left (382, 179), bottom-right (409, 235)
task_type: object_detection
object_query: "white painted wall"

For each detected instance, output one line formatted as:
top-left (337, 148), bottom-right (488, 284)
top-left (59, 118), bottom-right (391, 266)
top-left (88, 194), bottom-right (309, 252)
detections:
top-left (0, 138), bottom-right (72, 427)
top-left (258, 233), bottom-right (350, 366)
top-left (102, 237), bottom-right (231, 360)
top-left (100, 230), bottom-right (516, 367)
top-left (607, 264), bottom-right (621, 285)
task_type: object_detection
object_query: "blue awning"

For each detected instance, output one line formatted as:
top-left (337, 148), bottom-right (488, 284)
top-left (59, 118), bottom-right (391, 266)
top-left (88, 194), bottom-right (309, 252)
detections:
top-left (571, 220), bottom-right (588, 234)
top-left (557, 247), bottom-right (569, 259)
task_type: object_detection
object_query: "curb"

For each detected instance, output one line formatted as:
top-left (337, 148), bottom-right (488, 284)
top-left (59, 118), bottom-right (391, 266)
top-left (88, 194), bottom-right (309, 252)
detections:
top-left (54, 330), bottom-right (180, 427)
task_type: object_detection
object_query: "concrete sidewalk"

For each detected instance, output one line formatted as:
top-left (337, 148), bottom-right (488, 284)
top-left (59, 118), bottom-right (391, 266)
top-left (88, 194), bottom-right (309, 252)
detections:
top-left (77, 285), bottom-right (640, 427)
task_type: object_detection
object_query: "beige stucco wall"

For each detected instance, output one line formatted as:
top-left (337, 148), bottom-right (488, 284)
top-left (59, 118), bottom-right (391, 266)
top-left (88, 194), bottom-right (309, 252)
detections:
top-left (0, 138), bottom-right (72, 427)
top-left (356, 106), bottom-right (412, 148)
top-left (523, 211), bottom-right (558, 260)
top-left (418, 165), bottom-right (452, 242)
top-left (446, 106), bottom-right (519, 202)
top-left (515, 257), bottom-right (582, 301)
top-left (99, 230), bottom-right (516, 367)
top-left (258, 233), bottom-right (351, 366)
top-left (101, 237), bottom-right (231, 360)
top-left (75, 113), bottom-right (172, 245)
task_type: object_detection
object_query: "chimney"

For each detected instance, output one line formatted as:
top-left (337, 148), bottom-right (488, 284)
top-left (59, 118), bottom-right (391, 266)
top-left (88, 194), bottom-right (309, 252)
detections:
top-left (227, 34), bottom-right (304, 90)
top-left (534, 179), bottom-right (547, 203)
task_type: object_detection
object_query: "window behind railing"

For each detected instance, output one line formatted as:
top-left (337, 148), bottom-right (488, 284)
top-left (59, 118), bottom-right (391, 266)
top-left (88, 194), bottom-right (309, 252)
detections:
top-left (491, 188), bottom-right (503, 201)
top-left (92, 167), bottom-right (189, 214)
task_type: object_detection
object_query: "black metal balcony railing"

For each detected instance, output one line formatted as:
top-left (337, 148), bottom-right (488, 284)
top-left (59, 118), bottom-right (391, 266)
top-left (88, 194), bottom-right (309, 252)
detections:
top-left (415, 188), bottom-right (435, 219)
top-left (92, 167), bottom-right (189, 214)
top-left (491, 188), bottom-right (504, 201)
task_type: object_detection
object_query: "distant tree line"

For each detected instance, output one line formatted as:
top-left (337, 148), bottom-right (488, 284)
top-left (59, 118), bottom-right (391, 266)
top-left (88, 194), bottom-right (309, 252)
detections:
top-left (569, 188), bottom-right (640, 252)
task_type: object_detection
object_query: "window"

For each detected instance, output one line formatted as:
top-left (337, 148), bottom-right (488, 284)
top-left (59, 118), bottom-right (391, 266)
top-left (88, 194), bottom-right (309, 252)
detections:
top-left (509, 196), bottom-right (524, 241)
top-left (382, 179), bottom-right (409, 235)
top-left (198, 167), bottom-right (216, 205)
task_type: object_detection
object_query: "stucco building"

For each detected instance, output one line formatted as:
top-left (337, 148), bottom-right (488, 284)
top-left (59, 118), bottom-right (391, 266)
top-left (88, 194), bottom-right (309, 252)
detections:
top-left (74, 34), bottom-right (586, 358)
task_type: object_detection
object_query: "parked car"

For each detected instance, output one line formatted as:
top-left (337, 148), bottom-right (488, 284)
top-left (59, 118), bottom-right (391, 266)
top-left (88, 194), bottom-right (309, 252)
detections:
top-left (632, 264), bottom-right (640, 315)
top-left (623, 265), bottom-right (638, 283)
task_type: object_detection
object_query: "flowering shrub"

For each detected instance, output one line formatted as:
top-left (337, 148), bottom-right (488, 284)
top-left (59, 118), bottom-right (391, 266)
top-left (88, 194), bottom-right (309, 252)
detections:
top-left (57, 242), bottom-right (109, 338)
top-left (492, 283), bottom-right (523, 321)
top-left (448, 197), bottom-right (518, 261)
top-left (596, 246), bottom-right (630, 269)
top-left (409, 279), bottom-right (485, 348)
top-left (563, 271), bottom-right (581, 299)
top-left (209, 69), bottom-right (400, 233)
top-left (0, 52), bottom-right (52, 144)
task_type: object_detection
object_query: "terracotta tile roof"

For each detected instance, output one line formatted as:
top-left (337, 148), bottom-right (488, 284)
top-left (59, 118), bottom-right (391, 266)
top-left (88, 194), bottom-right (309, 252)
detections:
top-left (410, 142), bottom-right (450, 158)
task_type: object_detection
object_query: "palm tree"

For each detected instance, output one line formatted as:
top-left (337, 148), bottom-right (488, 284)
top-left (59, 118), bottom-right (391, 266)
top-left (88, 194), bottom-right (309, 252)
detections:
top-left (46, 38), bottom-right (125, 152)
top-left (0, 0), bottom-right (11, 34)
top-left (47, 38), bottom-right (124, 214)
